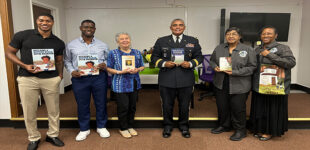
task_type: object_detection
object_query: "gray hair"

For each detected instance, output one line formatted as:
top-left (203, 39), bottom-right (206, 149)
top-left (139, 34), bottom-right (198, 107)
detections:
top-left (115, 32), bottom-right (131, 42)
top-left (170, 18), bottom-right (185, 26)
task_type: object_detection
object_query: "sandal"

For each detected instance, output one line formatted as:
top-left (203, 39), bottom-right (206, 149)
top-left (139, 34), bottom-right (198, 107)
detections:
top-left (128, 128), bottom-right (138, 136)
top-left (259, 134), bottom-right (272, 141)
top-left (119, 130), bottom-right (132, 138)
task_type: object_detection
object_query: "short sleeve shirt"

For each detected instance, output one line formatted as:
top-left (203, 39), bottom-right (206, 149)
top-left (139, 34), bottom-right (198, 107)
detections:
top-left (9, 29), bottom-right (65, 78)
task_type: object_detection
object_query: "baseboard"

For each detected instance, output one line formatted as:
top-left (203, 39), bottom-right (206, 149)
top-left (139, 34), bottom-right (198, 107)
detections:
top-left (0, 119), bottom-right (13, 127)
top-left (291, 84), bottom-right (310, 94)
top-left (64, 85), bottom-right (72, 92)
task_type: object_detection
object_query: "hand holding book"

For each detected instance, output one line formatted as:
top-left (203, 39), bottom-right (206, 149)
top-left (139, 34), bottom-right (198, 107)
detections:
top-left (164, 61), bottom-right (176, 68)
top-left (179, 61), bottom-right (191, 68)
top-left (24, 64), bottom-right (37, 74)
top-left (98, 62), bottom-right (107, 70)
top-left (71, 70), bottom-right (81, 78)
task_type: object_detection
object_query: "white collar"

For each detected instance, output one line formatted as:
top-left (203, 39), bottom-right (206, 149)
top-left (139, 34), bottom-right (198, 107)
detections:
top-left (172, 34), bottom-right (183, 43)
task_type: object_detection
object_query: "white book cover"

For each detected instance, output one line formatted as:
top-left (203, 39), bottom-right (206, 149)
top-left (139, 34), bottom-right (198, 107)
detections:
top-left (78, 55), bottom-right (99, 76)
top-left (32, 49), bottom-right (55, 72)
top-left (219, 57), bottom-right (232, 71)
top-left (171, 48), bottom-right (184, 64)
top-left (122, 55), bottom-right (135, 70)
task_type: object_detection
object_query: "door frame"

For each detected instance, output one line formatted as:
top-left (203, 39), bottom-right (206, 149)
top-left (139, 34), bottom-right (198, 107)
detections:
top-left (0, 0), bottom-right (20, 117)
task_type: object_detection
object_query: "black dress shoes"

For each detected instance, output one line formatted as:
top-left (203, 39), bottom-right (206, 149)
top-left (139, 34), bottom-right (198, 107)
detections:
top-left (230, 131), bottom-right (247, 141)
top-left (211, 126), bottom-right (231, 134)
top-left (180, 130), bottom-right (191, 138)
top-left (45, 136), bottom-right (65, 147)
top-left (162, 129), bottom-right (172, 138)
top-left (27, 140), bottom-right (40, 150)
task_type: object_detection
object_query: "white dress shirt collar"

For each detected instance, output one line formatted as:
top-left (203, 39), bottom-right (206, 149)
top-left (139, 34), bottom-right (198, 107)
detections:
top-left (172, 34), bottom-right (183, 43)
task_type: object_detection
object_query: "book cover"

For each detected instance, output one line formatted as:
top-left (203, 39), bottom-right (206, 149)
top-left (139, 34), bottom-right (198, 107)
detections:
top-left (258, 64), bottom-right (285, 95)
top-left (32, 49), bottom-right (55, 72)
top-left (171, 48), bottom-right (184, 64)
top-left (122, 55), bottom-right (135, 70)
top-left (219, 57), bottom-right (232, 71)
top-left (78, 55), bottom-right (99, 76)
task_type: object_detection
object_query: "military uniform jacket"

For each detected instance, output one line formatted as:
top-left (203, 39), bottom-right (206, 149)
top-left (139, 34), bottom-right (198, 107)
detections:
top-left (210, 43), bottom-right (257, 94)
top-left (151, 35), bottom-right (203, 88)
top-left (252, 41), bottom-right (296, 94)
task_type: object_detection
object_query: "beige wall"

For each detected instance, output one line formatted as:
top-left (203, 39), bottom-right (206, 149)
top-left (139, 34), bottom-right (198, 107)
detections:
top-left (298, 0), bottom-right (310, 87)
top-left (65, 0), bottom-right (303, 83)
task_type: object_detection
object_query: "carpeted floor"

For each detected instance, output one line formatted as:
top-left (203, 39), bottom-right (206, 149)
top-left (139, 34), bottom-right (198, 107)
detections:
top-left (1, 128), bottom-right (310, 150)
top-left (31, 88), bottom-right (310, 118)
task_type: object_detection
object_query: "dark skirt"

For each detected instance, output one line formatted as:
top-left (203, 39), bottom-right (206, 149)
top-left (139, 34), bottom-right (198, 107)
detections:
top-left (249, 91), bottom-right (288, 136)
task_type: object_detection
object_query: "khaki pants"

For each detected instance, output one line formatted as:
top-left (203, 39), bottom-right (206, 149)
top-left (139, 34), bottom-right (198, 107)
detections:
top-left (17, 76), bottom-right (61, 141)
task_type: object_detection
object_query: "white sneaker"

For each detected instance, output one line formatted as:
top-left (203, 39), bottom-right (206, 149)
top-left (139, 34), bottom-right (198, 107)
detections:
top-left (97, 128), bottom-right (110, 138)
top-left (75, 130), bottom-right (90, 141)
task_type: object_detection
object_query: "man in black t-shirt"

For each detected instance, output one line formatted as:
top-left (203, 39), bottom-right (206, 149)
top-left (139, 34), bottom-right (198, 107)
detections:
top-left (5, 14), bottom-right (65, 150)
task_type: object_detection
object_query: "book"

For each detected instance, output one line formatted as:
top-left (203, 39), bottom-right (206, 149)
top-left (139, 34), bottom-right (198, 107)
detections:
top-left (122, 55), bottom-right (135, 70)
top-left (78, 55), bottom-right (99, 76)
top-left (219, 57), bottom-right (232, 71)
top-left (171, 48), bottom-right (184, 64)
top-left (32, 49), bottom-right (55, 72)
top-left (258, 64), bottom-right (285, 95)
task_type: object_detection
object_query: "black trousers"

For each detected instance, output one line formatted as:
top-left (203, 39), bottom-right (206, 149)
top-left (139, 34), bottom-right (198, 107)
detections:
top-left (160, 86), bottom-right (193, 131)
top-left (115, 82), bottom-right (138, 131)
top-left (215, 86), bottom-right (248, 132)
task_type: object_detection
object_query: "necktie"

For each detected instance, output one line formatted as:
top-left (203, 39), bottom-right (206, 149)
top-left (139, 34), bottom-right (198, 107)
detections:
top-left (176, 36), bottom-right (180, 45)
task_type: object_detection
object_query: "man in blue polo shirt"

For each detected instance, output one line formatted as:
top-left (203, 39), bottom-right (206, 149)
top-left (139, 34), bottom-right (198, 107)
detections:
top-left (5, 14), bottom-right (65, 150)
top-left (64, 19), bottom-right (110, 141)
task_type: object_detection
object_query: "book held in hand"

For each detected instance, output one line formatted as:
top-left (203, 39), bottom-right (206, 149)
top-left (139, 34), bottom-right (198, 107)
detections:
top-left (32, 49), bottom-right (55, 72)
top-left (122, 55), bottom-right (135, 70)
top-left (78, 55), bottom-right (99, 76)
top-left (171, 48), bottom-right (184, 64)
top-left (259, 64), bottom-right (285, 95)
top-left (219, 57), bottom-right (232, 71)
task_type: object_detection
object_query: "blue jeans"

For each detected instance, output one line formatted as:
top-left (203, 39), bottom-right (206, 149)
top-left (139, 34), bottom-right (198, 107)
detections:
top-left (72, 71), bottom-right (108, 131)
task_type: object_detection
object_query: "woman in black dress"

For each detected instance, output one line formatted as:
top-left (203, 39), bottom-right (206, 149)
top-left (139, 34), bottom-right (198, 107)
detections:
top-left (249, 26), bottom-right (296, 141)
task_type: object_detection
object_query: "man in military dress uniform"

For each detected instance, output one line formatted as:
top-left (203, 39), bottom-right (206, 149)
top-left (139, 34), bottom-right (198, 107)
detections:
top-left (151, 18), bottom-right (203, 138)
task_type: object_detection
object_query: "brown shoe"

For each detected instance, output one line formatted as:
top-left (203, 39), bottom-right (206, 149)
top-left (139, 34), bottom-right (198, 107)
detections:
top-left (119, 130), bottom-right (132, 138)
top-left (128, 128), bottom-right (138, 136)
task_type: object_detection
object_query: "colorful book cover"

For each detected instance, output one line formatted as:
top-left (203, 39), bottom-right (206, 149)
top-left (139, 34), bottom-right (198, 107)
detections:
top-left (32, 49), bottom-right (55, 72)
top-left (122, 55), bottom-right (135, 70)
top-left (259, 64), bottom-right (285, 95)
top-left (219, 57), bottom-right (232, 71)
top-left (78, 55), bottom-right (99, 76)
top-left (171, 48), bottom-right (184, 64)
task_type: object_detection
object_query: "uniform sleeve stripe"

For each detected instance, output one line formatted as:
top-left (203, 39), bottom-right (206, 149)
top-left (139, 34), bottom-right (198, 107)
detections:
top-left (155, 59), bottom-right (163, 67)
top-left (193, 59), bottom-right (199, 66)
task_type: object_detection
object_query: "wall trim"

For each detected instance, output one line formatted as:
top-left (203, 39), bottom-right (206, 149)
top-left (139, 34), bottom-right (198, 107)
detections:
top-left (291, 84), bottom-right (310, 94)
